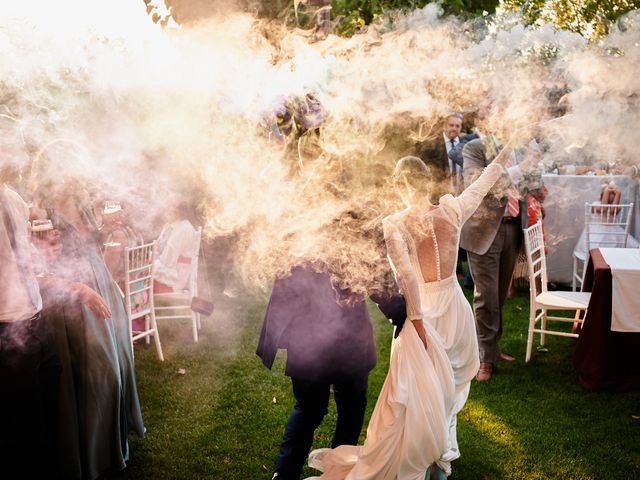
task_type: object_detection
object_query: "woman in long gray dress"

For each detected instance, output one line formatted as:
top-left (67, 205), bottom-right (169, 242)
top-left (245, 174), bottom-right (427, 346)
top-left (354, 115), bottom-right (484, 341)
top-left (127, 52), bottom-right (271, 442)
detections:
top-left (38, 185), bottom-right (144, 480)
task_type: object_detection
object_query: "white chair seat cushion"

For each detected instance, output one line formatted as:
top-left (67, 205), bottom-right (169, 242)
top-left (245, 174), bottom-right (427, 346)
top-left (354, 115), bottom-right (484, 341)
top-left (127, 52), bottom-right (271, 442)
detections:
top-left (536, 291), bottom-right (591, 310)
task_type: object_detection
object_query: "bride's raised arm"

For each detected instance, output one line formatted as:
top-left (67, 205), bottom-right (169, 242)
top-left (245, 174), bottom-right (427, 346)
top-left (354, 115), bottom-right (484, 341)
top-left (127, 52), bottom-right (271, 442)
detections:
top-left (453, 141), bottom-right (515, 224)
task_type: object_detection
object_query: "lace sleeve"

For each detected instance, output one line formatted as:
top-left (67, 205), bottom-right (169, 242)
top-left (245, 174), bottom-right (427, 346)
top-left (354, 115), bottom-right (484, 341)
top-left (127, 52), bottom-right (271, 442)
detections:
top-left (451, 162), bottom-right (505, 225)
top-left (383, 217), bottom-right (423, 322)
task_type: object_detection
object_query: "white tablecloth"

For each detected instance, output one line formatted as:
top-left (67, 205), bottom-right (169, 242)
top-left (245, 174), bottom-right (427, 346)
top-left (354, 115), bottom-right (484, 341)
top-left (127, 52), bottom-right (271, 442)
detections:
top-left (542, 175), bottom-right (638, 285)
top-left (599, 248), bottom-right (640, 332)
top-left (572, 224), bottom-right (639, 259)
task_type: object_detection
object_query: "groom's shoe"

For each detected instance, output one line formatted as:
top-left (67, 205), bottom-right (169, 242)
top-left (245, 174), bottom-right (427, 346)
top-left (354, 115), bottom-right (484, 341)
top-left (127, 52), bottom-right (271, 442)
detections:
top-left (476, 362), bottom-right (493, 382)
top-left (499, 352), bottom-right (516, 363)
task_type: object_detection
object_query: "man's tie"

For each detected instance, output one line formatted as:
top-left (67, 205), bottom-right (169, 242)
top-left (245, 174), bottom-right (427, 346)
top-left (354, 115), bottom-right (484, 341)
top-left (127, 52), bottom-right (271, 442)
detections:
top-left (448, 139), bottom-right (459, 193)
top-left (504, 151), bottom-right (520, 217)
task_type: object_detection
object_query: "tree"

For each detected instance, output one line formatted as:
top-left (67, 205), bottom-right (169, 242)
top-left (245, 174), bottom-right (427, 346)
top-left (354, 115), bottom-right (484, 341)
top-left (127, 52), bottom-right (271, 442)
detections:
top-left (500, 0), bottom-right (640, 39)
top-left (331, 1), bottom-right (500, 34)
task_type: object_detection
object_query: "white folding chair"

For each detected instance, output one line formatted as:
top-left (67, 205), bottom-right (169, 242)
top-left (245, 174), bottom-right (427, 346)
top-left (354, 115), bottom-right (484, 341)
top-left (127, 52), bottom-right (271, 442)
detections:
top-left (524, 222), bottom-right (591, 362)
top-left (572, 202), bottom-right (634, 291)
top-left (124, 241), bottom-right (164, 361)
top-left (154, 226), bottom-right (202, 342)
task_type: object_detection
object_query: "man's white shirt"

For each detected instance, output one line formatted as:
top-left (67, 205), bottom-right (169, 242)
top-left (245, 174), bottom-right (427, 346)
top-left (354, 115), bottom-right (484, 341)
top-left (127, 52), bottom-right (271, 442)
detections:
top-left (444, 133), bottom-right (461, 193)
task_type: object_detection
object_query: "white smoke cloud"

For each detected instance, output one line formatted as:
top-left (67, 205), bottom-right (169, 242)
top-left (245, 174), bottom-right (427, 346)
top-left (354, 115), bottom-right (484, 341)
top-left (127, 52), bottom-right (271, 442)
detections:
top-left (1, 1), bottom-right (639, 297)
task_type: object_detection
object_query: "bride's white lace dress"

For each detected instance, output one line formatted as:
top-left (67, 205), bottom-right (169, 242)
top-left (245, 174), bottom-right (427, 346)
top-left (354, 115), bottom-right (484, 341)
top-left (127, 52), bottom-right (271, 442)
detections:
top-left (306, 161), bottom-right (505, 480)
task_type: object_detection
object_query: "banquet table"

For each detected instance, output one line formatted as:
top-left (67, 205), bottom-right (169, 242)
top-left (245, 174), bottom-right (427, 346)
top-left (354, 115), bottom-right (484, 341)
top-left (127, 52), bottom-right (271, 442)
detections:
top-left (542, 174), bottom-right (638, 286)
top-left (573, 248), bottom-right (640, 391)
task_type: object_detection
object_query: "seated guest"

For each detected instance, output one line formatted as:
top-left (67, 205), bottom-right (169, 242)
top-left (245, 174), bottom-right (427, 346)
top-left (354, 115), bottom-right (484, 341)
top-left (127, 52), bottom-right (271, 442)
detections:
top-left (154, 201), bottom-right (199, 293)
top-left (527, 185), bottom-right (549, 251)
top-left (35, 179), bottom-right (145, 480)
top-left (573, 181), bottom-right (639, 263)
top-left (102, 201), bottom-right (150, 330)
top-left (102, 201), bottom-right (143, 288)
top-left (596, 181), bottom-right (621, 211)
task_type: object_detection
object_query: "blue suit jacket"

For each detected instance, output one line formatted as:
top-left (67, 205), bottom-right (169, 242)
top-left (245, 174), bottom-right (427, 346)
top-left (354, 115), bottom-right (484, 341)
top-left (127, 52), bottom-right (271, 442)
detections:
top-left (257, 264), bottom-right (405, 381)
top-left (448, 132), bottom-right (480, 168)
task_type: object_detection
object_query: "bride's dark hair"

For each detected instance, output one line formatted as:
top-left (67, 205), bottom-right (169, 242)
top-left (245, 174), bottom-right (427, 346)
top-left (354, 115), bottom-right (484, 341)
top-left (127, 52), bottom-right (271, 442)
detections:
top-left (392, 156), bottom-right (447, 204)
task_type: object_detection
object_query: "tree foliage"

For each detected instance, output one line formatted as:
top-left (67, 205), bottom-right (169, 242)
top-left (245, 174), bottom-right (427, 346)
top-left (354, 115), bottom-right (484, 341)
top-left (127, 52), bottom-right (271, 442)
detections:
top-left (331, 0), bottom-right (500, 34)
top-left (499, 0), bottom-right (640, 39)
top-left (258, 0), bottom-right (640, 39)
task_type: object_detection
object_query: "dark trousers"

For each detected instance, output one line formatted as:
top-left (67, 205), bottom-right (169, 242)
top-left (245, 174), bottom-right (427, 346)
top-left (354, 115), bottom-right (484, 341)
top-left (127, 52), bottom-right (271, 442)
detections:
top-left (468, 222), bottom-right (522, 363)
top-left (457, 247), bottom-right (474, 289)
top-left (464, 257), bottom-right (474, 289)
top-left (274, 375), bottom-right (368, 480)
top-left (0, 314), bottom-right (61, 478)
top-left (455, 247), bottom-right (463, 274)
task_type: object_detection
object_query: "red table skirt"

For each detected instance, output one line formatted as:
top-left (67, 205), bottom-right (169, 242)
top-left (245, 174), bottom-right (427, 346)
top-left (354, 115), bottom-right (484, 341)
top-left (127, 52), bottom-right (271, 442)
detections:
top-left (574, 248), bottom-right (640, 391)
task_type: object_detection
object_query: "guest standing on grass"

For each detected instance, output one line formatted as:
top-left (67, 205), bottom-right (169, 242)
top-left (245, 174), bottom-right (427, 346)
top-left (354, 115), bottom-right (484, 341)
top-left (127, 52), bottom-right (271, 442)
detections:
top-left (34, 179), bottom-right (145, 479)
top-left (0, 163), bottom-right (61, 479)
top-left (257, 222), bottom-right (406, 480)
top-left (461, 137), bottom-right (536, 382)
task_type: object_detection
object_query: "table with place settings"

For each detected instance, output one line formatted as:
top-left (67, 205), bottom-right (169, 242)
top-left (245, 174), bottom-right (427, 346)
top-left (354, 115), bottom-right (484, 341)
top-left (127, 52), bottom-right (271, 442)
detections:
top-left (574, 248), bottom-right (640, 391)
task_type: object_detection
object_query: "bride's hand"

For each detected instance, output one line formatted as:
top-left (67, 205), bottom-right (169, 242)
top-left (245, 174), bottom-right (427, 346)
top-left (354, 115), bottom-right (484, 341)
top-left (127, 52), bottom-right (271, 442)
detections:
top-left (411, 319), bottom-right (428, 351)
top-left (493, 141), bottom-right (514, 166)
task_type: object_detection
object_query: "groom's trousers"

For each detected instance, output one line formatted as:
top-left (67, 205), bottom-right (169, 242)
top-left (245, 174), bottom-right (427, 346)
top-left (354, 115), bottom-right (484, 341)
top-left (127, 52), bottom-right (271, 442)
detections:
top-left (274, 375), bottom-right (368, 480)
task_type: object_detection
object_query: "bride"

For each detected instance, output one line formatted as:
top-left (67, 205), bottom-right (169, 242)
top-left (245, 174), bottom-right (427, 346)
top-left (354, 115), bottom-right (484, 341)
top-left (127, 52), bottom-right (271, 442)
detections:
top-left (306, 141), bottom-right (515, 480)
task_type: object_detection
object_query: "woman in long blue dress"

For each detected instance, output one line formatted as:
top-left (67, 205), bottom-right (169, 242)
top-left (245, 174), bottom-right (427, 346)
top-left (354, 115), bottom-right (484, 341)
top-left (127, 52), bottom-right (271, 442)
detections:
top-left (38, 188), bottom-right (144, 480)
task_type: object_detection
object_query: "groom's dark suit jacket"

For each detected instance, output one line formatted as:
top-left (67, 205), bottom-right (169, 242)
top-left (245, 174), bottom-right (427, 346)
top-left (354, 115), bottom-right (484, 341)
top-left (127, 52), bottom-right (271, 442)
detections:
top-left (257, 264), bottom-right (405, 382)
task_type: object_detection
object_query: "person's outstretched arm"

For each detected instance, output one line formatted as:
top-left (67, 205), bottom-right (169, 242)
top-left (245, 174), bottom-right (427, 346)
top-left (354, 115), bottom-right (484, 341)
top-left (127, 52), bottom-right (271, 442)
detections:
top-left (453, 140), bottom-right (514, 224)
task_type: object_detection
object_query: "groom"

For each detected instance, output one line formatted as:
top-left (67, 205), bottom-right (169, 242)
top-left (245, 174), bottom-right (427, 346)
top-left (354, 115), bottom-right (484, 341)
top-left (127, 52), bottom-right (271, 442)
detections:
top-left (258, 262), bottom-right (405, 480)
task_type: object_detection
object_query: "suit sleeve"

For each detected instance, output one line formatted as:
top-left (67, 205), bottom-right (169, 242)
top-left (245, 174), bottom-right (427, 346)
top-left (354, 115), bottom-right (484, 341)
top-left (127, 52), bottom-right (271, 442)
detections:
top-left (368, 269), bottom-right (407, 336)
top-left (449, 133), bottom-right (480, 168)
top-left (462, 139), bottom-right (487, 189)
top-left (256, 274), bottom-right (298, 369)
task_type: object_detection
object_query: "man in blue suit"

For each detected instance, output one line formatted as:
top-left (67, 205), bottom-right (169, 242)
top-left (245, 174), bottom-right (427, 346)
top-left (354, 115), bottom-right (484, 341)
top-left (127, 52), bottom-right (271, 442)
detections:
top-left (258, 261), bottom-right (405, 480)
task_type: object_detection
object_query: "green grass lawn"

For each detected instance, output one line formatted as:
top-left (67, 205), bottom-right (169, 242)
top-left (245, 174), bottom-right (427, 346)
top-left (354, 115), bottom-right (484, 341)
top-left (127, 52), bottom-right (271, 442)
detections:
top-left (106, 286), bottom-right (640, 480)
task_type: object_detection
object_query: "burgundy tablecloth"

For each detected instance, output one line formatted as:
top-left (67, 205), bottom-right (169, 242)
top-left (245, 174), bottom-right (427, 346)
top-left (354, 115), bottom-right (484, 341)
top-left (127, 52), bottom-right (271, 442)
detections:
top-left (574, 248), bottom-right (640, 391)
